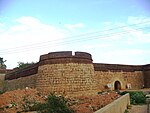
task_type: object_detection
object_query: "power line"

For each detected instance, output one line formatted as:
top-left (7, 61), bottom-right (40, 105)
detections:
top-left (1, 20), bottom-right (150, 50)
top-left (1, 26), bottom-right (150, 55)
top-left (0, 20), bottom-right (150, 55)
top-left (1, 24), bottom-right (150, 54)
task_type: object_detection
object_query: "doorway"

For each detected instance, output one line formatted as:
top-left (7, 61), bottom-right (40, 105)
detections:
top-left (114, 81), bottom-right (121, 90)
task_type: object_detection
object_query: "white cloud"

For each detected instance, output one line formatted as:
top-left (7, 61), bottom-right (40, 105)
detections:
top-left (0, 22), bottom-right (5, 32)
top-left (1, 16), bottom-right (150, 68)
top-left (64, 23), bottom-right (85, 31)
top-left (93, 49), bottom-right (150, 65)
top-left (103, 21), bottom-right (112, 26)
top-left (16, 16), bottom-right (41, 27)
top-left (80, 16), bottom-right (150, 65)
top-left (103, 16), bottom-right (150, 45)
top-left (0, 16), bottom-right (66, 48)
top-left (0, 16), bottom-right (67, 68)
top-left (127, 16), bottom-right (150, 25)
top-left (125, 16), bottom-right (150, 44)
top-left (121, 23), bottom-right (150, 44)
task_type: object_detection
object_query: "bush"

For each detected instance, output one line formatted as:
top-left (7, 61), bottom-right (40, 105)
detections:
top-left (115, 90), bottom-right (121, 94)
top-left (124, 109), bottom-right (129, 113)
top-left (120, 91), bottom-right (146, 105)
top-left (0, 90), bottom-right (4, 94)
top-left (34, 94), bottom-right (73, 113)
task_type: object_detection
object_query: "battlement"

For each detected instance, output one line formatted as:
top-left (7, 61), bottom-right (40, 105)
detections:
top-left (39, 51), bottom-right (93, 65)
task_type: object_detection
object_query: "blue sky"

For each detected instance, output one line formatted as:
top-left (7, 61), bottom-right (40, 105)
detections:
top-left (0, 0), bottom-right (150, 68)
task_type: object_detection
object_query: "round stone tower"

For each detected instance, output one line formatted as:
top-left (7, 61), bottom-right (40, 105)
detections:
top-left (36, 51), bottom-right (97, 96)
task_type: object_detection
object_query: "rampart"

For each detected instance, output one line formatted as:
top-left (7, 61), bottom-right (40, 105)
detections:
top-left (2, 51), bottom-right (150, 96)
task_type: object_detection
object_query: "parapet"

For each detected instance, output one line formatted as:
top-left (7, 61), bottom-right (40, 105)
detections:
top-left (143, 64), bottom-right (150, 71)
top-left (39, 51), bottom-right (93, 65)
top-left (5, 63), bottom-right (38, 80)
top-left (94, 63), bottom-right (143, 72)
top-left (0, 69), bottom-right (12, 74)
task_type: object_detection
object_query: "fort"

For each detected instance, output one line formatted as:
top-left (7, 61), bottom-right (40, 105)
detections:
top-left (0, 51), bottom-right (150, 96)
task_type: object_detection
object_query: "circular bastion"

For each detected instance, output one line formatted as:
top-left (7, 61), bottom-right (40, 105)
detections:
top-left (36, 51), bottom-right (97, 96)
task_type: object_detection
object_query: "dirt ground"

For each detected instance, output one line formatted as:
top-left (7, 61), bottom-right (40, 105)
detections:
top-left (0, 88), bottom-right (120, 113)
top-left (0, 88), bottom-right (45, 113)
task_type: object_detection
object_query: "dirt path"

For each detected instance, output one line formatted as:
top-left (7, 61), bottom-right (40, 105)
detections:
top-left (128, 105), bottom-right (147, 113)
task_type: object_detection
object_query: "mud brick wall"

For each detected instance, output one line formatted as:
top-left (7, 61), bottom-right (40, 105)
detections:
top-left (4, 74), bottom-right (37, 91)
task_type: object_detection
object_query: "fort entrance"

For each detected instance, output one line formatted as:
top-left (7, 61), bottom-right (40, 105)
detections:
top-left (114, 81), bottom-right (121, 90)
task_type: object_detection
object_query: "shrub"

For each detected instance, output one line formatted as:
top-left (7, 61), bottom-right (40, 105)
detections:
top-left (120, 91), bottom-right (146, 105)
top-left (35, 94), bottom-right (73, 113)
top-left (115, 90), bottom-right (121, 94)
top-left (124, 109), bottom-right (129, 113)
top-left (0, 90), bottom-right (4, 94)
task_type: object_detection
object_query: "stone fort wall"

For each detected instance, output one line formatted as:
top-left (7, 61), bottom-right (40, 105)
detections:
top-left (3, 64), bottom-right (38, 91)
top-left (36, 51), bottom-right (97, 96)
top-left (0, 69), bottom-right (12, 91)
top-left (94, 63), bottom-right (144, 91)
top-left (2, 51), bottom-right (150, 96)
top-left (143, 64), bottom-right (150, 88)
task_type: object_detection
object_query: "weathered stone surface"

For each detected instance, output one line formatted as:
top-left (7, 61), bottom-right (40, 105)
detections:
top-left (36, 63), bottom-right (97, 96)
top-left (0, 74), bottom-right (5, 91)
top-left (4, 74), bottom-right (37, 91)
top-left (95, 71), bottom-right (144, 91)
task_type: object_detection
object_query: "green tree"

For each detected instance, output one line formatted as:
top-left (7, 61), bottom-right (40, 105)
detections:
top-left (0, 57), bottom-right (6, 69)
top-left (16, 62), bottom-right (35, 69)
